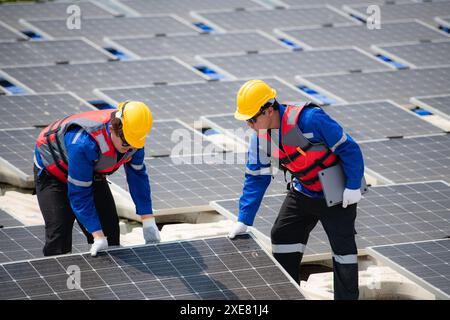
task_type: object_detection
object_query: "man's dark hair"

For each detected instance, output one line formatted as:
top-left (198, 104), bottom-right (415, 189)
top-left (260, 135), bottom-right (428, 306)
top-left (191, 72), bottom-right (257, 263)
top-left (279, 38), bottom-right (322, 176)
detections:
top-left (272, 99), bottom-right (280, 111)
top-left (110, 110), bottom-right (123, 135)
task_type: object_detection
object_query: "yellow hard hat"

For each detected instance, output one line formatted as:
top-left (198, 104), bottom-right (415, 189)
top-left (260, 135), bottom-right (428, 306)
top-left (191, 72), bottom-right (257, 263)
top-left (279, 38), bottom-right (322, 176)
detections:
top-left (235, 79), bottom-right (277, 121)
top-left (117, 101), bottom-right (153, 149)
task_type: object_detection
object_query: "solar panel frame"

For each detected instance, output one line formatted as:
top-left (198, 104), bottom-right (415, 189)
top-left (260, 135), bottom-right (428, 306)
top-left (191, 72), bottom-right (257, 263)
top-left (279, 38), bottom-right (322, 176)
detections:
top-left (0, 233), bottom-right (305, 300)
top-left (296, 66), bottom-right (450, 104)
top-left (0, 0), bottom-right (119, 30)
top-left (343, 1), bottom-right (450, 26)
top-left (103, 30), bottom-right (291, 63)
top-left (372, 40), bottom-right (450, 68)
top-left (190, 5), bottom-right (360, 34)
top-left (94, 77), bottom-right (316, 124)
top-left (0, 225), bottom-right (90, 264)
top-left (435, 16), bottom-right (450, 29)
top-left (274, 20), bottom-right (450, 52)
top-left (0, 38), bottom-right (117, 67)
top-left (0, 57), bottom-right (208, 101)
top-left (211, 181), bottom-right (450, 262)
top-left (366, 239), bottom-right (450, 299)
top-left (19, 15), bottom-right (201, 46)
top-left (0, 86), bottom-right (8, 96)
top-left (196, 47), bottom-right (393, 85)
top-left (0, 20), bottom-right (28, 41)
top-left (360, 133), bottom-right (450, 185)
top-left (410, 94), bottom-right (450, 122)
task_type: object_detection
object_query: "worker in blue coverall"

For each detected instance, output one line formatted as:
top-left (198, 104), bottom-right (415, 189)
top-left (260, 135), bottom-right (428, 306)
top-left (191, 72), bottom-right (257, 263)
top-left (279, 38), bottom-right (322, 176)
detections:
top-left (34, 101), bottom-right (160, 257)
top-left (229, 80), bottom-right (364, 300)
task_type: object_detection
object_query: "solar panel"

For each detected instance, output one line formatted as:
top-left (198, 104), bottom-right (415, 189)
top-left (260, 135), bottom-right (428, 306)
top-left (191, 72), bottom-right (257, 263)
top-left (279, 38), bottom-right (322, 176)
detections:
top-left (108, 154), bottom-right (288, 215)
top-left (0, 39), bottom-right (116, 67)
top-left (275, 21), bottom-right (449, 52)
top-left (343, 1), bottom-right (450, 26)
top-left (0, 225), bottom-right (90, 264)
top-left (105, 31), bottom-right (289, 63)
top-left (191, 6), bottom-right (359, 33)
top-left (199, 49), bottom-right (391, 84)
top-left (298, 67), bottom-right (450, 104)
top-left (322, 100), bottom-right (445, 142)
top-left (0, 21), bottom-right (28, 41)
top-left (367, 239), bottom-right (450, 299)
top-left (373, 41), bottom-right (450, 68)
top-left (360, 134), bottom-right (450, 184)
top-left (0, 234), bottom-right (305, 300)
top-left (0, 93), bottom-right (96, 130)
top-left (94, 77), bottom-right (311, 123)
top-left (117, 0), bottom-right (265, 21)
top-left (0, 209), bottom-right (23, 228)
top-left (147, 120), bottom-right (224, 157)
top-left (0, 128), bottom-right (42, 188)
top-left (1, 58), bottom-right (206, 101)
top-left (21, 16), bottom-right (200, 46)
top-left (410, 94), bottom-right (450, 121)
top-left (0, 1), bottom-right (117, 30)
top-left (202, 100), bottom-right (445, 145)
top-left (211, 181), bottom-right (450, 260)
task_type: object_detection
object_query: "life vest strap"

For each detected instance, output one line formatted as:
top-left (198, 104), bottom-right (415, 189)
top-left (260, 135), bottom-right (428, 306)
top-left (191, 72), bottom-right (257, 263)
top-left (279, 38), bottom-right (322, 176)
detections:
top-left (44, 116), bottom-right (70, 175)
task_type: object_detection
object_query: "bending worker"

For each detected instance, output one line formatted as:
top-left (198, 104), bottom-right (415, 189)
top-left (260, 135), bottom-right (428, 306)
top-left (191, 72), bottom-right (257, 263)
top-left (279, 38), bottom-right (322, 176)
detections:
top-left (34, 101), bottom-right (160, 257)
top-left (229, 80), bottom-right (364, 300)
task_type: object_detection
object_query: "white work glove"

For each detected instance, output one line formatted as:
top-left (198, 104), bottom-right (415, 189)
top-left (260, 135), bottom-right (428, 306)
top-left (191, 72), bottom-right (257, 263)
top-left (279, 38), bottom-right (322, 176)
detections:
top-left (342, 188), bottom-right (362, 208)
top-left (90, 237), bottom-right (108, 257)
top-left (143, 218), bottom-right (161, 244)
top-left (228, 221), bottom-right (248, 239)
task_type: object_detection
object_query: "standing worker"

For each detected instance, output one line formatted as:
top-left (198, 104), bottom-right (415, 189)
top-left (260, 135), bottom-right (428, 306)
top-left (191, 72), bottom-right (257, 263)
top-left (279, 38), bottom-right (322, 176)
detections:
top-left (34, 101), bottom-right (160, 257)
top-left (229, 80), bottom-right (364, 300)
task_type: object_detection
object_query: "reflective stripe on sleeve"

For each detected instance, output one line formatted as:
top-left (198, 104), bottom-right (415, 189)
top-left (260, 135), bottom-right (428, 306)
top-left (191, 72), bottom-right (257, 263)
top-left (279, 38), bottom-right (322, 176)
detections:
top-left (68, 176), bottom-right (92, 187)
top-left (130, 163), bottom-right (144, 171)
top-left (245, 167), bottom-right (272, 176)
top-left (331, 133), bottom-right (347, 152)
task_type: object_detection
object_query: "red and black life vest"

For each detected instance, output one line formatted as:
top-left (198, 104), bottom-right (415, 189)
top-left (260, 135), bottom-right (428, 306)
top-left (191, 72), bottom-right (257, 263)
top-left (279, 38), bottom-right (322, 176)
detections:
top-left (36, 109), bottom-right (137, 183)
top-left (258, 104), bottom-right (339, 192)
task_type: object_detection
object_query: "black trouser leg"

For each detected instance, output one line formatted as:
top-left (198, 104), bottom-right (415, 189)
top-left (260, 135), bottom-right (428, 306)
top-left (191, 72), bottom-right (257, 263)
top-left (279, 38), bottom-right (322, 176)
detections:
top-left (320, 203), bottom-right (359, 300)
top-left (272, 252), bottom-right (304, 283)
top-left (34, 165), bottom-right (75, 256)
top-left (271, 190), bottom-right (319, 284)
top-left (35, 165), bottom-right (121, 254)
top-left (92, 178), bottom-right (120, 246)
